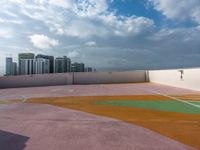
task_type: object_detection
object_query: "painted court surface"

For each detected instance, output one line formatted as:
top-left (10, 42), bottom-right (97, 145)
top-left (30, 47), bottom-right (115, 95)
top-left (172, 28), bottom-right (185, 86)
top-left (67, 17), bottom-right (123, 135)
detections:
top-left (0, 83), bottom-right (200, 150)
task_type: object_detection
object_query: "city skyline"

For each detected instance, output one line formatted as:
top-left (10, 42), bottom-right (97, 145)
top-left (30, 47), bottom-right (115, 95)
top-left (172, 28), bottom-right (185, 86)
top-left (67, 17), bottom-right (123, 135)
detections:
top-left (5, 53), bottom-right (93, 76)
top-left (0, 0), bottom-right (200, 75)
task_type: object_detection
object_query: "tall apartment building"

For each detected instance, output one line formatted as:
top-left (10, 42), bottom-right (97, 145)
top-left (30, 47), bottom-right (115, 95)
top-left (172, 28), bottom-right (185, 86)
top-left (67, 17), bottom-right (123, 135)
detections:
top-left (55, 56), bottom-right (71, 73)
top-left (6, 57), bottom-right (13, 76)
top-left (5, 57), bottom-right (17, 76)
top-left (36, 54), bottom-right (54, 73)
top-left (34, 58), bottom-right (50, 74)
top-left (19, 59), bottom-right (35, 75)
top-left (18, 53), bottom-right (35, 75)
top-left (18, 55), bottom-right (50, 75)
top-left (12, 62), bottom-right (17, 75)
top-left (71, 62), bottom-right (85, 72)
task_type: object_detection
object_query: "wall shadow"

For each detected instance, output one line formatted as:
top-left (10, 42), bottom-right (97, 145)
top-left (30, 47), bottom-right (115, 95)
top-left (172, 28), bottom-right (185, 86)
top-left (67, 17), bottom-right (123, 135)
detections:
top-left (0, 130), bottom-right (29, 150)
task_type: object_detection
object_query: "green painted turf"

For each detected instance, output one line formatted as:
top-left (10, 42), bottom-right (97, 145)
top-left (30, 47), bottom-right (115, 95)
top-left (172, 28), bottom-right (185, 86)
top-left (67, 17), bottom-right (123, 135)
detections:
top-left (96, 100), bottom-right (200, 114)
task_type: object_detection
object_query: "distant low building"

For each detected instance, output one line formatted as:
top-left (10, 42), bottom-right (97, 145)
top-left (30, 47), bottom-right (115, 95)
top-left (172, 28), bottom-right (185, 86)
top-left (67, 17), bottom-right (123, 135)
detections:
top-left (85, 67), bottom-right (93, 72)
top-left (71, 62), bottom-right (85, 72)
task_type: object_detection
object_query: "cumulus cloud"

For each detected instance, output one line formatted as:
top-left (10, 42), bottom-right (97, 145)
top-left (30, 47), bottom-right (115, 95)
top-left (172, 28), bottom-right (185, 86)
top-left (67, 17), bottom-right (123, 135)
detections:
top-left (149, 0), bottom-right (200, 24)
top-left (74, 0), bottom-right (108, 17)
top-left (29, 34), bottom-right (59, 49)
top-left (8, 0), bottom-right (154, 38)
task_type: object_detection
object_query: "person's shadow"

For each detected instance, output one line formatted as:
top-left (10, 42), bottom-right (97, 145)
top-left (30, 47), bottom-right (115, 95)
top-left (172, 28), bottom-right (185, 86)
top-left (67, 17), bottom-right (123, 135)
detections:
top-left (0, 130), bottom-right (29, 150)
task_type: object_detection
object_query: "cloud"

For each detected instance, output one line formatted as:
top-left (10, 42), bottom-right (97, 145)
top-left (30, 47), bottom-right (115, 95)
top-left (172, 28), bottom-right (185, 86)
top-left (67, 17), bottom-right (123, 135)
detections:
top-left (0, 18), bottom-right (23, 24)
top-left (48, 0), bottom-right (74, 9)
top-left (8, 0), bottom-right (26, 5)
top-left (149, 0), bottom-right (200, 24)
top-left (67, 51), bottom-right (79, 58)
top-left (99, 15), bottom-right (154, 36)
top-left (51, 13), bottom-right (154, 38)
top-left (12, 0), bottom-right (154, 38)
top-left (29, 34), bottom-right (59, 49)
top-left (85, 41), bottom-right (96, 46)
top-left (74, 0), bottom-right (108, 17)
top-left (0, 28), bottom-right (14, 39)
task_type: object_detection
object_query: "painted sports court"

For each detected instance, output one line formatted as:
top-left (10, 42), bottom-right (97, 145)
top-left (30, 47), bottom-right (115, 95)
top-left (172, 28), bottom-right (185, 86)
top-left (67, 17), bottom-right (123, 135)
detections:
top-left (0, 82), bottom-right (200, 150)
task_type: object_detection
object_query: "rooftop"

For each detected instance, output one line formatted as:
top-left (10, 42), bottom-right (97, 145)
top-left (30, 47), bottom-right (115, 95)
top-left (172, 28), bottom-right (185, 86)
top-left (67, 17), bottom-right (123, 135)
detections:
top-left (0, 68), bottom-right (200, 150)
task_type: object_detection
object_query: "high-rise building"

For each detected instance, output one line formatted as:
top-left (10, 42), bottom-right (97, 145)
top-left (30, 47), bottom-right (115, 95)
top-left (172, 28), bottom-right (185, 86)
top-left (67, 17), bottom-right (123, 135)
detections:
top-left (12, 62), bottom-right (17, 75)
top-left (63, 56), bottom-right (71, 72)
top-left (5, 57), bottom-right (18, 76)
top-left (36, 54), bottom-right (54, 73)
top-left (71, 62), bottom-right (85, 72)
top-left (14, 53), bottom-right (89, 75)
top-left (19, 59), bottom-right (35, 75)
top-left (55, 56), bottom-right (71, 73)
top-left (18, 53), bottom-right (35, 75)
top-left (34, 58), bottom-right (50, 74)
top-left (6, 57), bottom-right (13, 76)
top-left (55, 57), bottom-right (64, 73)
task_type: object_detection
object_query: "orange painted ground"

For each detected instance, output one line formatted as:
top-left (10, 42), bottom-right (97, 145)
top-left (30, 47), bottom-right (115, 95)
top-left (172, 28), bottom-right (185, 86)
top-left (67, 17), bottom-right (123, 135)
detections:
top-left (27, 95), bottom-right (200, 149)
top-left (0, 99), bottom-right (22, 104)
top-left (175, 95), bottom-right (200, 101)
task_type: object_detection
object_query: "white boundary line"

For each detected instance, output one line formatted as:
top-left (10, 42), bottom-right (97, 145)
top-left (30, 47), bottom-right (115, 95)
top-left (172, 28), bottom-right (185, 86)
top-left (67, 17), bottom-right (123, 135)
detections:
top-left (147, 89), bottom-right (200, 108)
top-left (21, 95), bottom-right (27, 103)
top-left (0, 95), bottom-right (27, 105)
top-left (188, 100), bottom-right (200, 103)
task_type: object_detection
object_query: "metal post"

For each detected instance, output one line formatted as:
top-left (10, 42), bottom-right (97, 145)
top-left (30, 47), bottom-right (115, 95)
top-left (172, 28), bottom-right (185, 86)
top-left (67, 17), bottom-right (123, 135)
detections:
top-left (72, 70), bottom-right (74, 85)
top-left (72, 66), bottom-right (75, 85)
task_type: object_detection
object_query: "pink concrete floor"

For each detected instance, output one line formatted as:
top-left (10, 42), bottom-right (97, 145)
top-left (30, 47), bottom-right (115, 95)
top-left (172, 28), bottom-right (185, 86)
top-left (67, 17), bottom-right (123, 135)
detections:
top-left (0, 83), bottom-right (199, 100)
top-left (0, 83), bottom-right (199, 150)
top-left (0, 103), bottom-right (195, 150)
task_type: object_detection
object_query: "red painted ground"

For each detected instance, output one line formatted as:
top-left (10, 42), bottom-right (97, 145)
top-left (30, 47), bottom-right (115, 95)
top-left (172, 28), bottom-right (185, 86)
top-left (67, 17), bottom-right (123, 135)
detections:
top-left (0, 103), bottom-right (194, 150)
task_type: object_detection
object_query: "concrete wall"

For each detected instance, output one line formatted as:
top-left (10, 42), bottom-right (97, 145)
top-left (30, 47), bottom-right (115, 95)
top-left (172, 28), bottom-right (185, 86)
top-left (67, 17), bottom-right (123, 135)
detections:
top-left (0, 73), bottom-right (73, 89)
top-left (0, 71), bottom-right (147, 89)
top-left (74, 71), bottom-right (147, 84)
top-left (149, 68), bottom-right (200, 91)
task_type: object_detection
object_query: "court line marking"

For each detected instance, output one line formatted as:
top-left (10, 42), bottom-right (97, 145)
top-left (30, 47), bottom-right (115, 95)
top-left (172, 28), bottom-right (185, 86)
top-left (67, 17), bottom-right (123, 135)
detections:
top-left (21, 96), bottom-right (27, 103)
top-left (0, 95), bottom-right (27, 106)
top-left (188, 100), bottom-right (200, 103)
top-left (147, 89), bottom-right (200, 109)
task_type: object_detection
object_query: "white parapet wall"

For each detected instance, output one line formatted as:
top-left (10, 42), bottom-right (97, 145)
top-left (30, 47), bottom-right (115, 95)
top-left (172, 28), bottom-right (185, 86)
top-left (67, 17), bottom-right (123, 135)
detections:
top-left (149, 68), bottom-right (200, 91)
top-left (0, 70), bottom-right (147, 89)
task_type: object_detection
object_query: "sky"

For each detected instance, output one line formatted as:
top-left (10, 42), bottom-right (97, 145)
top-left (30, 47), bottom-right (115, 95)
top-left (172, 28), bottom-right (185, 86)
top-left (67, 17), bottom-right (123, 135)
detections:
top-left (0, 0), bottom-right (200, 75)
